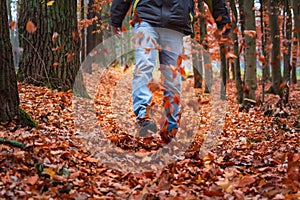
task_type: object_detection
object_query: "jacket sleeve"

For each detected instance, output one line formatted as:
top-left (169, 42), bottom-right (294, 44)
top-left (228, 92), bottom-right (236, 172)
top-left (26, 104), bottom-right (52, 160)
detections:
top-left (110, 0), bottom-right (132, 27)
top-left (211, 0), bottom-right (231, 30)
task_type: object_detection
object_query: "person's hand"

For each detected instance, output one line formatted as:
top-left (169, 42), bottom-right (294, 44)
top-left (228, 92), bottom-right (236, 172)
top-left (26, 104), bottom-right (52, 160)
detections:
top-left (112, 26), bottom-right (121, 38)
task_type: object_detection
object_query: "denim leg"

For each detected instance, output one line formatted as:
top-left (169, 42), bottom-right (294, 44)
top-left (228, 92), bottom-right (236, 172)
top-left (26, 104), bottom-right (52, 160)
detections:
top-left (132, 22), bottom-right (158, 121)
top-left (157, 28), bottom-right (184, 132)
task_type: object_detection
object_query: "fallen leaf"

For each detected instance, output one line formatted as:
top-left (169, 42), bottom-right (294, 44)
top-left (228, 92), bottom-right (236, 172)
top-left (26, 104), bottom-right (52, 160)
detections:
top-left (26, 176), bottom-right (39, 185)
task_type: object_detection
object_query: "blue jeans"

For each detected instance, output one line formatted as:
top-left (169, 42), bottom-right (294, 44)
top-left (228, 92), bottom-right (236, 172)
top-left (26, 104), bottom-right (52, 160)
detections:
top-left (132, 21), bottom-right (184, 132)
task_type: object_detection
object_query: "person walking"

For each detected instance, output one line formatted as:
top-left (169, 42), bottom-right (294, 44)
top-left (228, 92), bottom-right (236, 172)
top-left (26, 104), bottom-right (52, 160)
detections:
top-left (110, 0), bottom-right (231, 142)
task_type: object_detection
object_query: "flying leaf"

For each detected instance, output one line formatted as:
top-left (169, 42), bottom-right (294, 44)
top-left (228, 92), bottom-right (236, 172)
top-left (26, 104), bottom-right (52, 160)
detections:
top-left (66, 51), bottom-right (75, 62)
top-left (52, 32), bottom-right (59, 42)
top-left (47, 0), bottom-right (55, 6)
top-left (147, 78), bottom-right (165, 93)
top-left (10, 21), bottom-right (17, 30)
top-left (26, 20), bottom-right (37, 34)
top-left (53, 62), bottom-right (60, 67)
top-left (258, 55), bottom-right (266, 64)
top-left (52, 45), bottom-right (64, 51)
top-left (226, 52), bottom-right (237, 59)
top-left (244, 30), bottom-right (257, 38)
top-left (215, 16), bottom-right (223, 22)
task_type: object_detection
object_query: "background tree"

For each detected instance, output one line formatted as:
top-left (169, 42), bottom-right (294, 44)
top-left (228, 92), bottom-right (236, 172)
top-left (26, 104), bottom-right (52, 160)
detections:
top-left (18, 0), bottom-right (81, 91)
top-left (268, 0), bottom-right (282, 95)
top-left (230, 0), bottom-right (243, 103)
top-left (260, 0), bottom-right (271, 102)
top-left (291, 0), bottom-right (299, 84)
top-left (243, 0), bottom-right (257, 101)
top-left (283, 0), bottom-right (292, 103)
top-left (292, 0), bottom-right (300, 43)
top-left (0, 0), bottom-right (19, 122)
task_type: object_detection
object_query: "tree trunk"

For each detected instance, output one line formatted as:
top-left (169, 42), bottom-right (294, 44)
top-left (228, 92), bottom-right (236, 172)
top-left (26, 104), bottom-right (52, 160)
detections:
top-left (243, 0), bottom-right (257, 101)
top-left (18, 0), bottom-right (81, 91)
top-left (80, 0), bottom-right (86, 63)
top-left (220, 44), bottom-right (227, 100)
top-left (193, 0), bottom-right (208, 89)
top-left (291, 32), bottom-right (298, 84)
top-left (230, 0), bottom-right (243, 103)
top-left (0, 0), bottom-right (20, 122)
top-left (86, 0), bottom-right (103, 58)
top-left (260, 0), bottom-right (271, 102)
top-left (269, 0), bottom-right (282, 95)
top-left (193, 49), bottom-right (203, 88)
top-left (283, 0), bottom-right (292, 103)
top-left (292, 0), bottom-right (300, 43)
top-left (284, 0), bottom-right (292, 83)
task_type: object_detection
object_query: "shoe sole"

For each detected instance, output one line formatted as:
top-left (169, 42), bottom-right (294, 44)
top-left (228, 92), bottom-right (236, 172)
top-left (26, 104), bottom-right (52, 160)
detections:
top-left (139, 123), bottom-right (158, 137)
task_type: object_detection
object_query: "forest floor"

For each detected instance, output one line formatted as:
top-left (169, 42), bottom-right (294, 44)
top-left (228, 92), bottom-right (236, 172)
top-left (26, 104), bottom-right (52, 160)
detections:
top-left (0, 66), bottom-right (299, 199)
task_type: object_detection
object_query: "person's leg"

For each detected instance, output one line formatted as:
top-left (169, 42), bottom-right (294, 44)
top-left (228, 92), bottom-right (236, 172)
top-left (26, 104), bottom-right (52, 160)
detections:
top-left (156, 28), bottom-right (184, 134)
top-left (132, 21), bottom-right (158, 134)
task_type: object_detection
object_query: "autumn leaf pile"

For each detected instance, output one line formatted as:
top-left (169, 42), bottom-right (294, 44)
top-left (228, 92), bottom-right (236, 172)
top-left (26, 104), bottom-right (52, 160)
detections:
top-left (0, 67), bottom-right (299, 199)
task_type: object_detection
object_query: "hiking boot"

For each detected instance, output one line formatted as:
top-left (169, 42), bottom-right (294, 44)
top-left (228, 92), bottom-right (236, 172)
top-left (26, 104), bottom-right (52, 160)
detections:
top-left (138, 120), bottom-right (158, 137)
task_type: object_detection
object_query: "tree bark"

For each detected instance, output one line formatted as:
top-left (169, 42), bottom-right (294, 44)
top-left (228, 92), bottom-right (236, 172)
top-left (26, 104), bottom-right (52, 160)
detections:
top-left (291, 32), bottom-right (298, 84)
top-left (220, 44), bottom-right (227, 100)
top-left (243, 0), bottom-right (257, 100)
top-left (86, 0), bottom-right (103, 60)
top-left (80, 0), bottom-right (86, 63)
top-left (269, 0), bottom-right (282, 95)
top-left (283, 0), bottom-right (292, 103)
top-left (0, 0), bottom-right (20, 122)
top-left (292, 0), bottom-right (300, 43)
top-left (284, 0), bottom-right (292, 83)
top-left (230, 0), bottom-right (243, 103)
top-left (18, 0), bottom-right (81, 91)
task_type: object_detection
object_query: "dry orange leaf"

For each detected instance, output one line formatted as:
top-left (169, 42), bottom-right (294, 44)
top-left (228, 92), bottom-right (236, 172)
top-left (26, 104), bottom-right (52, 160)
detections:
top-left (226, 52), bottom-right (237, 59)
top-left (26, 20), bottom-right (37, 34)
top-left (10, 21), bottom-right (17, 30)
top-left (66, 51), bottom-right (75, 62)
top-left (147, 78), bottom-right (165, 93)
top-left (173, 94), bottom-right (180, 105)
top-left (52, 32), bottom-right (59, 42)
top-left (26, 175), bottom-right (39, 185)
top-left (237, 175), bottom-right (256, 187)
top-left (72, 30), bottom-right (79, 41)
top-left (123, 64), bottom-right (130, 73)
top-left (121, 25), bottom-right (127, 32)
top-left (244, 30), bottom-right (257, 38)
top-left (52, 62), bottom-right (60, 67)
top-left (233, 27), bottom-right (239, 34)
top-left (52, 45), bottom-right (64, 51)
top-left (258, 55), bottom-right (266, 64)
top-left (215, 15), bottom-right (223, 22)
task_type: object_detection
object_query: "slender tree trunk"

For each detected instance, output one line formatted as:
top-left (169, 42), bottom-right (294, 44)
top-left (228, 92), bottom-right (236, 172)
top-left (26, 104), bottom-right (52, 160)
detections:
top-left (292, 0), bottom-right (299, 84)
top-left (260, 0), bottom-right (271, 102)
top-left (230, 0), bottom-right (243, 103)
top-left (269, 0), bottom-right (282, 95)
top-left (243, 0), bottom-right (257, 100)
top-left (292, 0), bottom-right (300, 43)
top-left (81, 0), bottom-right (86, 63)
top-left (291, 32), bottom-right (298, 84)
top-left (220, 44), bottom-right (227, 100)
top-left (284, 0), bottom-right (292, 82)
top-left (283, 0), bottom-right (292, 103)
top-left (0, 0), bottom-right (19, 122)
top-left (18, 0), bottom-right (81, 91)
top-left (86, 0), bottom-right (103, 73)
top-left (193, 48), bottom-right (203, 88)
